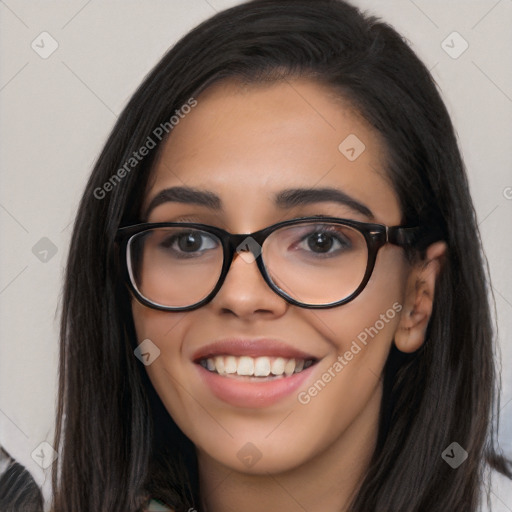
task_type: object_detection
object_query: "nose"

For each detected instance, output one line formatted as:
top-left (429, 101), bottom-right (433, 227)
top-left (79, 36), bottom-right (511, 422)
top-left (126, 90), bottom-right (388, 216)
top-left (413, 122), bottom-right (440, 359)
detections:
top-left (208, 246), bottom-right (288, 319)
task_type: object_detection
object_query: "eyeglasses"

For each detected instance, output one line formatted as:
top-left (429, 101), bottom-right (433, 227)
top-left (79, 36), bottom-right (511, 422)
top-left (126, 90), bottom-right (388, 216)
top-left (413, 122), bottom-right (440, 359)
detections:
top-left (115, 216), bottom-right (421, 311)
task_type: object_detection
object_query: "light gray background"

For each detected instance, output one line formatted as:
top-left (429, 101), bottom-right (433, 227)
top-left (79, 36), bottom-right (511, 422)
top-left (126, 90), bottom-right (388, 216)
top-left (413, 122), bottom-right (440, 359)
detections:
top-left (1, 0), bottom-right (511, 510)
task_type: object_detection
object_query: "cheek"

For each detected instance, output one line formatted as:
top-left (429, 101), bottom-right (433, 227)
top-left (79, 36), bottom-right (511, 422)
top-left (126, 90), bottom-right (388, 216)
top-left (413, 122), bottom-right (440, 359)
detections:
top-left (131, 303), bottom-right (215, 446)
top-left (131, 300), bottom-right (188, 348)
top-left (311, 246), bottom-right (407, 344)
top-left (131, 300), bottom-right (189, 405)
top-left (289, 251), bottom-right (408, 443)
top-left (314, 288), bottom-right (404, 357)
top-left (298, 247), bottom-right (408, 387)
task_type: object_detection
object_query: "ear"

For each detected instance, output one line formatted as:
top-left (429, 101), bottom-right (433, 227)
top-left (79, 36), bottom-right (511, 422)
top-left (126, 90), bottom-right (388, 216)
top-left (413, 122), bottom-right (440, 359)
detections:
top-left (394, 241), bottom-right (447, 353)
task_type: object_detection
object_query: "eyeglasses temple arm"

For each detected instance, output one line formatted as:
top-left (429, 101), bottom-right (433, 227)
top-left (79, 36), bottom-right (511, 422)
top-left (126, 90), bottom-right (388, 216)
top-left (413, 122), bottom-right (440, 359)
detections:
top-left (387, 226), bottom-right (423, 247)
top-left (388, 225), bottom-right (445, 248)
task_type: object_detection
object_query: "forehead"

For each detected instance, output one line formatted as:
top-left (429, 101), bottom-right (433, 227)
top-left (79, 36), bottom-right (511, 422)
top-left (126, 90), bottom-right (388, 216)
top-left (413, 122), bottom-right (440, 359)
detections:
top-left (143, 78), bottom-right (401, 226)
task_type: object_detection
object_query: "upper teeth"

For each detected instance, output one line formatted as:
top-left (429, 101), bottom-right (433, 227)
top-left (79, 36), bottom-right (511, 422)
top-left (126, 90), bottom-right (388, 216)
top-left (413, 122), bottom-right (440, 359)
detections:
top-left (200, 355), bottom-right (313, 377)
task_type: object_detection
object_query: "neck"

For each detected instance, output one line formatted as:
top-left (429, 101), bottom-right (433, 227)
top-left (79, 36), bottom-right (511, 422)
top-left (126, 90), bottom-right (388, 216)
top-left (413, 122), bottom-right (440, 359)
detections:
top-left (197, 387), bottom-right (381, 512)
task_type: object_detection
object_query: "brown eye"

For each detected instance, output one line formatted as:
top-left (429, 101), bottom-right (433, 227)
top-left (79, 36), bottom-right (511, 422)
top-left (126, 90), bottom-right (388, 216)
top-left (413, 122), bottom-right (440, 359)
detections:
top-left (159, 230), bottom-right (218, 257)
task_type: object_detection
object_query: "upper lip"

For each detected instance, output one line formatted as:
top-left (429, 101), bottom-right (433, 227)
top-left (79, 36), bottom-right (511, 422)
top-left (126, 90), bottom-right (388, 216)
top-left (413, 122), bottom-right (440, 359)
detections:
top-left (192, 338), bottom-right (319, 363)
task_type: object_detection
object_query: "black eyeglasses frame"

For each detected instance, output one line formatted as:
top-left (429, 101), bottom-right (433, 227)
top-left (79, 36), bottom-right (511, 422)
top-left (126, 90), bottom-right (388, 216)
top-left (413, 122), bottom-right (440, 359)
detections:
top-left (115, 215), bottom-right (422, 311)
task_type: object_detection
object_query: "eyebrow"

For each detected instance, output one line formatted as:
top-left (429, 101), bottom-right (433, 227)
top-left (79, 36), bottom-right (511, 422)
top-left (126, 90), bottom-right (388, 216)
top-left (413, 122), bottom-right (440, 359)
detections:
top-left (143, 185), bottom-right (374, 220)
top-left (275, 187), bottom-right (374, 219)
top-left (144, 186), bottom-right (223, 220)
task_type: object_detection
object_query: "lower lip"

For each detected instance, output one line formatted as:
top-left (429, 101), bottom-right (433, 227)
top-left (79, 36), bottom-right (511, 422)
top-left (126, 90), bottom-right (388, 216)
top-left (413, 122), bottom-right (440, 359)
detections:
top-left (196, 363), bottom-right (315, 408)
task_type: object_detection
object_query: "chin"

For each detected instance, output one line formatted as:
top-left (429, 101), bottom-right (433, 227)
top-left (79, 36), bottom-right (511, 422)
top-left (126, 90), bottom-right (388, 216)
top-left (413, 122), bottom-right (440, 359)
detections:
top-left (202, 441), bottom-right (313, 476)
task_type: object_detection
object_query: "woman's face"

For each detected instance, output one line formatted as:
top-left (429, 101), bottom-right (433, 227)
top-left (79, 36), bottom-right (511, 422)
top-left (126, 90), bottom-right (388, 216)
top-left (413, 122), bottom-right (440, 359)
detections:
top-left (132, 78), bottom-right (411, 475)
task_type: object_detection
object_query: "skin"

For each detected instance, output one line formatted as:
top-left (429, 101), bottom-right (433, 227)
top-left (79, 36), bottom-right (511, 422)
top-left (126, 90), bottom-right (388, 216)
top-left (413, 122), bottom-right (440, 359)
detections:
top-left (132, 78), bottom-right (446, 512)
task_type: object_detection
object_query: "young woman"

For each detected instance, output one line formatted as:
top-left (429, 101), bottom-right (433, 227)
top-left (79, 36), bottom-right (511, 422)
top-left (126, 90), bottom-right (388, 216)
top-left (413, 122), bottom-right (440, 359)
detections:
top-left (51, 0), bottom-right (511, 510)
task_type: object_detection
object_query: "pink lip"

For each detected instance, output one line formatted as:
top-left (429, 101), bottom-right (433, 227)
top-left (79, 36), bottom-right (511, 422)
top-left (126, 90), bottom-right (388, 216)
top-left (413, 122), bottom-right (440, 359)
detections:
top-left (195, 363), bottom-right (316, 408)
top-left (191, 338), bottom-right (319, 408)
top-left (191, 338), bottom-right (318, 362)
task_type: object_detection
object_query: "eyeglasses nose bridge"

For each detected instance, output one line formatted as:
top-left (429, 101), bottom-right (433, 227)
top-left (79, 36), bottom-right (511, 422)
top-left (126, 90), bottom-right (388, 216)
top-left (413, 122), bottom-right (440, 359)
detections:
top-left (213, 233), bottom-right (272, 298)
top-left (227, 231), bottom-right (266, 259)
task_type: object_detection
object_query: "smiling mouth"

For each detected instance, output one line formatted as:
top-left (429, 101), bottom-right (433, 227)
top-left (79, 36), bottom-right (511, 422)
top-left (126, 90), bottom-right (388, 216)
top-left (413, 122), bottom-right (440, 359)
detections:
top-left (198, 355), bottom-right (317, 379)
